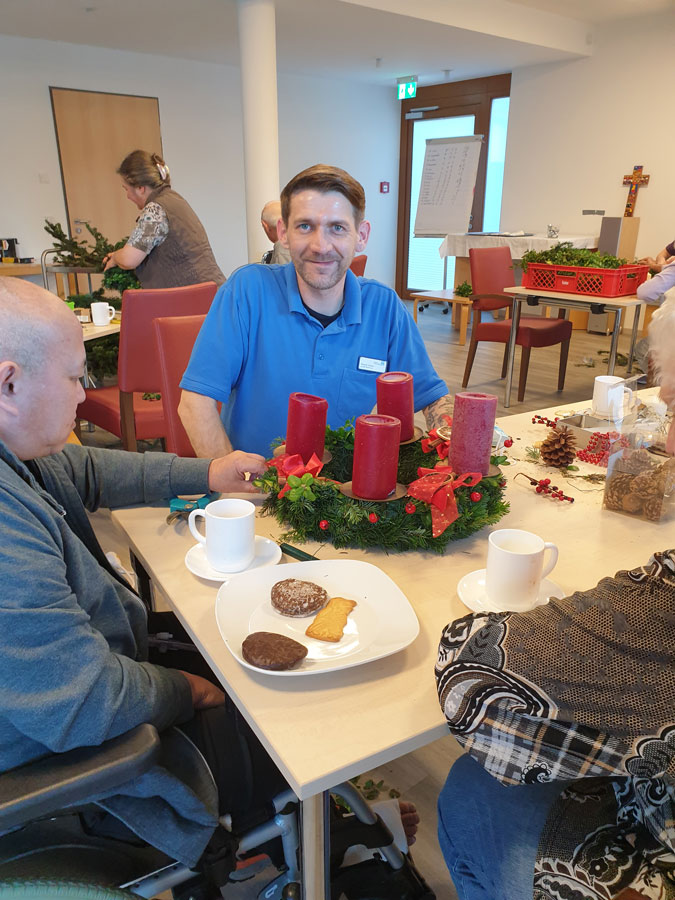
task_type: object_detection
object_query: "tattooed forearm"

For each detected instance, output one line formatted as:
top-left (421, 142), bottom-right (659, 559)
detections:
top-left (422, 395), bottom-right (454, 431)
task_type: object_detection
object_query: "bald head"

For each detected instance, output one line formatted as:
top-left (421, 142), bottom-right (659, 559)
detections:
top-left (261, 201), bottom-right (282, 243)
top-left (0, 278), bottom-right (80, 374)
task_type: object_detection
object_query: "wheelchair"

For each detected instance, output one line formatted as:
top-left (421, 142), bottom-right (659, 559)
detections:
top-left (0, 725), bottom-right (435, 900)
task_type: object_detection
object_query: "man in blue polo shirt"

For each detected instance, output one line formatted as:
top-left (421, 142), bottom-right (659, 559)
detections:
top-left (178, 164), bottom-right (452, 458)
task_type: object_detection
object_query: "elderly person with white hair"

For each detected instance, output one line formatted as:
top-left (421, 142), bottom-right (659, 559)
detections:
top-left (260, 200), bottom-right (292, 265)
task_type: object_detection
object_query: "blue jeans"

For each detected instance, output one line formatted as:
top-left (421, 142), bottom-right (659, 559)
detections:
top-left (437, 754), bottom-right (564, 900)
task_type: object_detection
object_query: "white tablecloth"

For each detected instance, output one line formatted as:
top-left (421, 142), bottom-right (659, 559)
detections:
top-left (438, 233), bottom-right (598, 259)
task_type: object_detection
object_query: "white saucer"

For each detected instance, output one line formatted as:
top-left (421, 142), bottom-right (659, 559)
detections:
top-left (457, 568), bottom-right (566, 614)
top-left (185, 536), bottom-right (281, 582)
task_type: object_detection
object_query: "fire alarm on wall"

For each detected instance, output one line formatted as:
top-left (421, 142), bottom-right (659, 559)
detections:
top-left (380, 182), bottom-right (390, 194)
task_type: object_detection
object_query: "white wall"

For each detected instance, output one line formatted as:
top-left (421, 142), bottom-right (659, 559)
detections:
top-left (502, 13), bottom-right (675, 259)
top-left (0, 34), bottom-right (400, 285)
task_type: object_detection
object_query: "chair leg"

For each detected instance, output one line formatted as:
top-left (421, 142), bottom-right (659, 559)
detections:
top-left (558, 339), bottom-right (570, 391)
top-left (462, 339), bottom-right (478, 388)
top-left (119, 391), bottom-right (138, 452)
top-left (74, 418), bottom-right (83, 442)
top-left (500, 343), bottom-right (509, 379)
top-left (517, 346), bottom-right (531, 402)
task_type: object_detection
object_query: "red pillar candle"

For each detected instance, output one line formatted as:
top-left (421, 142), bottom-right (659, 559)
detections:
top-left (285, 392), bottom-right (328, 463)
top-left (352, 414), bottom-right (401, 500)
top-left (376, 372), bottom-right (414, 441)
top-left (450, 392), bottom-right (498, 476)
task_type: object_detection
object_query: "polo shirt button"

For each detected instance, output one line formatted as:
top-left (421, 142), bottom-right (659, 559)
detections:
top-left (318, 354), bottom-right (324, 360)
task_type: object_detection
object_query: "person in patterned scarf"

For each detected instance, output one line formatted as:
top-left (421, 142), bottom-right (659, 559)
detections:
top-left (435, 549), bottom-right (675, 900)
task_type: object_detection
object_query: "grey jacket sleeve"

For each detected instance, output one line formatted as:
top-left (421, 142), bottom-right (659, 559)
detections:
top-left (637, 263), bottom-right (675, 303)
top-left (56, 444), bottom-right (211, 512)
top-left (0, 484), bottom-right (194, 753)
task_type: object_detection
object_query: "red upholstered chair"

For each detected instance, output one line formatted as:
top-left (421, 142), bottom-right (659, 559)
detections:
top-left (349, 254), bottom-right (367, 276)
top-left (153, 314), bottom-right (206, 458)
top-left (77, 282), bottom-right (217, 451)
top-left (463, 247), bottom-right (573, 402)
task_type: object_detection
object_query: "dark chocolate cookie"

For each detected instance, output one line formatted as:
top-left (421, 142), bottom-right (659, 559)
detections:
top-left (242, 631), bottom-right (308, 671)
top-left (271, 578), bottom-right (328, 617)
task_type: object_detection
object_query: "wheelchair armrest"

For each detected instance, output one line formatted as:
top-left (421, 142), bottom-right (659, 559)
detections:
top-left (0, 723), bottom-right (161, 831)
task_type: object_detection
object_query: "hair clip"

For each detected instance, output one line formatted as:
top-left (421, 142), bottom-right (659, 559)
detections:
top-left (156, 163), bottom-right (169, 181)
top-left (515, 472), bottom-right (574, 502)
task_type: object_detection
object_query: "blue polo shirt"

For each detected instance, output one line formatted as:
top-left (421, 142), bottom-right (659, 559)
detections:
top-left (180, 263), bottom-right (448, 456)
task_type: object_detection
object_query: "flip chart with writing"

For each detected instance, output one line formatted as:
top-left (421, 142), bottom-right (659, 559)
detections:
top-left (414, 135), bottom-right (482, 237)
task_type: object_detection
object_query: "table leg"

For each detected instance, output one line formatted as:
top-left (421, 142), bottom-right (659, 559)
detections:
top-left (459, 304), bottom-right (469, 346)
top-left (413, 300), bottom-right (418, 323)
top-left (626, 306), bottom-right (640, 374)
top-left (504, 298), bottom-right (521, 408)
top-left (607, 308), bottom-right (623, 375)
top-left (301, 792), bottom-right (331, 900)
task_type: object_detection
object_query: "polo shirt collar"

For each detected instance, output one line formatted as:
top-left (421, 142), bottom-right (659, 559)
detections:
top-left (284, 264), bottom-right (362, 326)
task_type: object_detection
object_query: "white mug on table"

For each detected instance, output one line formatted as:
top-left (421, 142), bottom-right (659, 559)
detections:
top-left (90, 301), bottom-right (116, 326)
top-left (592, 375), bottom-right (634, 420)
top-left (188, 498), bottom-right (256, 573)
top-left (485, 528), bottom-right (558, 612)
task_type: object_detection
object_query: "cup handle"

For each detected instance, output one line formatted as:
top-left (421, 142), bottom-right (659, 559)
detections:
top-left (107, 305), bottom-right (116, 322)
top-left (541, 542), bottom-right (558, 579)
top-left (623, 386), bottom-right (634, 406)
top-left (188, 508), bottom-right (207, 545)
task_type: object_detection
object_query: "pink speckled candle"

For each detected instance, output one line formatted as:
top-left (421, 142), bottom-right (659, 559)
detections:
top-left (352, 414), bottom-right (401, 499)
top-left (376, 372), bottom-right (414, 441)
top-left (450, 392), bottom-right (497, 476)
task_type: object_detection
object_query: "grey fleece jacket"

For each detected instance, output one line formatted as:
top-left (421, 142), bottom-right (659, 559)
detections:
top-left (0, 440), bottom-right (219, 866)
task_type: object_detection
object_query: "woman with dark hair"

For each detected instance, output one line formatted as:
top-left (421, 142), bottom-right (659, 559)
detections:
top-left (103, 150), bottom-right (225, 289)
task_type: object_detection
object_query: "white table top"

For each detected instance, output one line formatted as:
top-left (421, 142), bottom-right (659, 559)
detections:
top-left (502, 285), bottom-right (643, 310)
top-left (439, 233), bottom-right (597, 259)
top-left (112, 392), bottom-right (664, 800)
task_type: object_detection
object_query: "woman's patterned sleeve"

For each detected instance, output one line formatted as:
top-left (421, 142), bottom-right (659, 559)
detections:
top-left (127, 202), bottom-right (169, 253)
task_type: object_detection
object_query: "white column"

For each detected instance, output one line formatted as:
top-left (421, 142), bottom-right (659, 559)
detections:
top-left (237, 0), bottom-right (281, 263)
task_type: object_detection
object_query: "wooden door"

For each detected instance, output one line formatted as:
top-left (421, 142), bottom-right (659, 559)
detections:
top-left (50, 87), bottom-right (162, 291)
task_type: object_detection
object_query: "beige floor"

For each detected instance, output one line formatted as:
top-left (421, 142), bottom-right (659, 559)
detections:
top-left (84, 301), bottom-right (643, 900)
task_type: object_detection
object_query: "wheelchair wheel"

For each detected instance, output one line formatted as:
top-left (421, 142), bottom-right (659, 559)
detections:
top-left (0, 881), bottom-right (137, 899)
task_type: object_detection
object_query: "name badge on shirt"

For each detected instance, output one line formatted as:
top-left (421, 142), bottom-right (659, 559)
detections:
top-left (358, 356), bottom-right (387, 373)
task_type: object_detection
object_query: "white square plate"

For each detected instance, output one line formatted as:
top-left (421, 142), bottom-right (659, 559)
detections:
top-left (215, 559), bottom-right (419, 676)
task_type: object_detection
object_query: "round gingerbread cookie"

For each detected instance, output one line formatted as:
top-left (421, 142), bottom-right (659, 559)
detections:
top-left (270, 578), bottom-right (329, 617)
top-left (242, 632), bottom-right (308, 671)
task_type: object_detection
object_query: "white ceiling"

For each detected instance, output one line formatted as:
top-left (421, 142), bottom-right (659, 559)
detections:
top-left (0, 0), bottom-right (670, 87)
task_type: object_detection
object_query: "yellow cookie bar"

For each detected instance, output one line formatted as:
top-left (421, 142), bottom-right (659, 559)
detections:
top-left (305, 597), bottom-right (357, 642)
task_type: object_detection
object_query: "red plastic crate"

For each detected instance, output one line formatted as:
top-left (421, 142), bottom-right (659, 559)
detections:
top-left (521, 263), bottom-right (648, 297)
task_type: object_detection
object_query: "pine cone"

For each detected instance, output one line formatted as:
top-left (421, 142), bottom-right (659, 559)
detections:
top-left (604, 472), bottom-right (634, 510)
top-left (621, 492), bottom-right (643, 514)
top-left (615, 448), bottom-right (658, 475)
top-left (631, 472), bottom-right (660, 496)
top-left (540, 426), bottom-right (577, 468)
top-left (642, 495), bottom-right (664, 521)
top-left (658, 459), bottom-right (675, 495)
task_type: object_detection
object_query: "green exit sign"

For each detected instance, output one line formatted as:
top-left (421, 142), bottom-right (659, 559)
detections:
top-left (397, 81), bottom-right (417, 100)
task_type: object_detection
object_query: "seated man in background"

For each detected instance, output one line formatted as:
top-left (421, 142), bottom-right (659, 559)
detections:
top-left (0, 277), bottom-right (284, 872)
top-left (179, 164), bottom-right (451, 458)
top-left (435, 550), bottom-right (674, 900)
top-left (260, 199), bottom-right (292, 265)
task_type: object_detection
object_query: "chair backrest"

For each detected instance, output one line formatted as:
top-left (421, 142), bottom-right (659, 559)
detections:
top-left (468, 246), bottom-right (515, 311)
top-left (154, 314), bottom-right (206, 457)
top-left (117, 282), bottom-right (217, 394)
top-left (349, 254), bottom-right (367, 277)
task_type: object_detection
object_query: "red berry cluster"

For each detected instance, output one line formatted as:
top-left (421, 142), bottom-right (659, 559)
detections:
top-left (516, 473), bottom-right (574, 502)
top-left (531, 415), bottom-right (559, 428)
top-left (576, 431), bottom-right (620, 467)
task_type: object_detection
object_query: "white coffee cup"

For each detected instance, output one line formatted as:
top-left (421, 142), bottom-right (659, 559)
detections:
top-left (485, 528), bottom-right (558, 612)
top-left (188, 498), bottom-right (256, 573)
top-left (90, 301), bottom-right (116, 326)
top-left (592, 375), bottom-right (634, 420)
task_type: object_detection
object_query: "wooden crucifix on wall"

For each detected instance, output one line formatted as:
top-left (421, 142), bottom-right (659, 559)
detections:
top-left (623, 164), bottom-right (650, 217)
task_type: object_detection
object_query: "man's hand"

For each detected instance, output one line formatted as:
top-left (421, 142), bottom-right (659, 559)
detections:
top-left (179, 671), bottom-right (225, 709)
top-left (208, 450), bottom-right (267, 493)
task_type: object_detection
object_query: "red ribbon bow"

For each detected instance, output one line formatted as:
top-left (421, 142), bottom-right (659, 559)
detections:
top-left (407, 465), bottom-right (482, 537)
top-left (421, 414), bottom-right (452, 460)
top-left (268, 452), bottom-right (324, 498)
